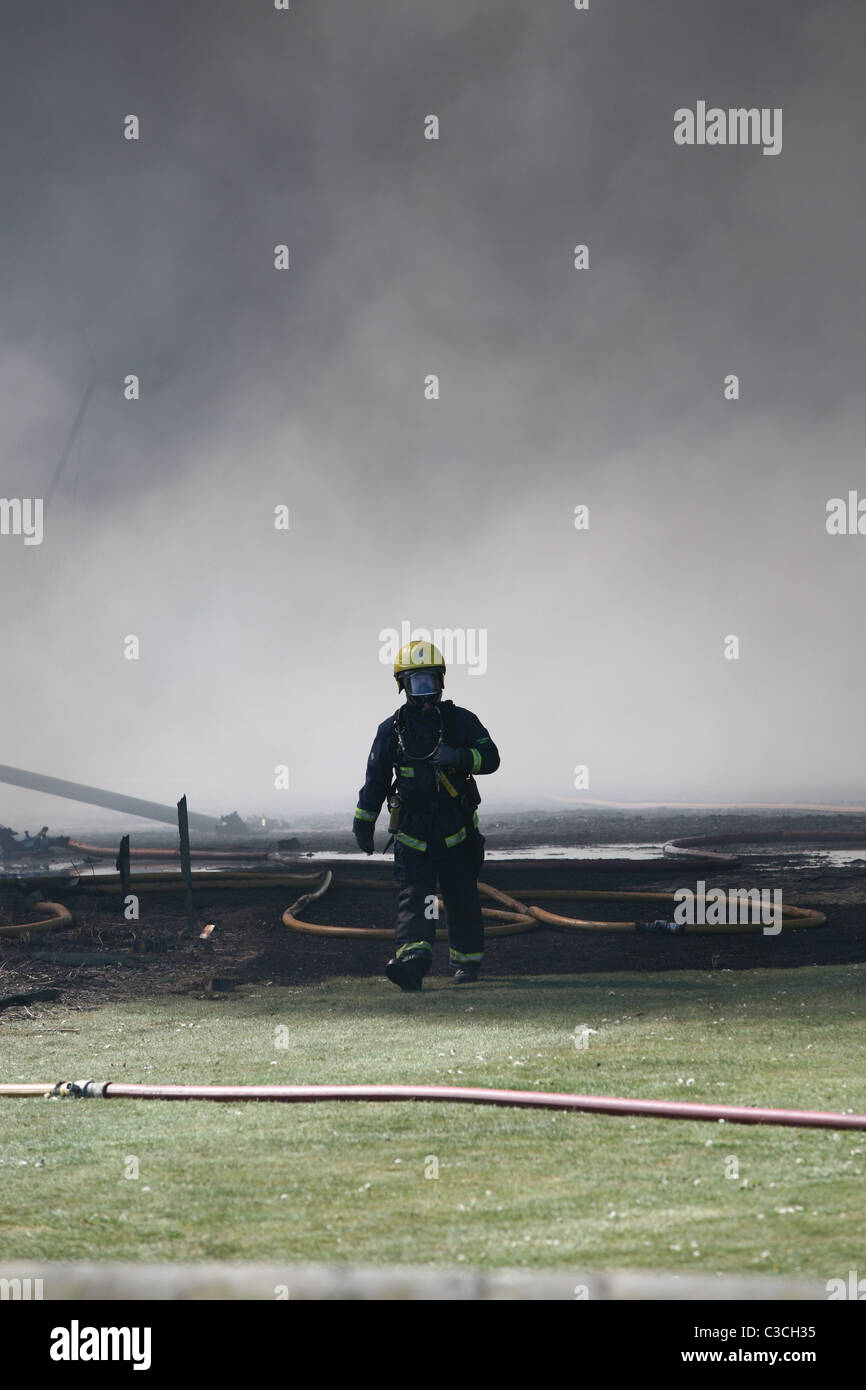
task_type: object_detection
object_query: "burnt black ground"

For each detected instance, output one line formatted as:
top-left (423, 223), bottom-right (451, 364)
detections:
top-left (1, 813), bottom-right (864, 1020)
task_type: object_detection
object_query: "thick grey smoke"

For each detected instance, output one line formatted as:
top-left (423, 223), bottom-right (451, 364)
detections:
top-left (1, 0), bottom-right (863, 831)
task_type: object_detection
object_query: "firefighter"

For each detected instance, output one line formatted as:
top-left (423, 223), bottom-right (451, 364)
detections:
top-left (353, 640), bottom-right (500, 990)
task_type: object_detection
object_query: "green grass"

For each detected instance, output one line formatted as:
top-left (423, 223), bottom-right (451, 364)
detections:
top-left (1, 964), bottom-right (864, 1275)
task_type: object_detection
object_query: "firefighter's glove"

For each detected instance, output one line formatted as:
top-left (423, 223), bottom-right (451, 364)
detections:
top-left (432, 745), bottom-right (473, 771)
top-left (353, 820), bottom-right (375, 854)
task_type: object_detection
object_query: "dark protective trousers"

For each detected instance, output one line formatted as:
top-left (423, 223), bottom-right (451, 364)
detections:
top-left (393, 835), bottom-right (485, 967)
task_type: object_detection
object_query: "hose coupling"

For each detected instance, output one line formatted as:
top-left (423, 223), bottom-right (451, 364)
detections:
top-left (53, 1079), bottom-right (110, 1098)
top-left (635, 919), bottom-right (684, 935)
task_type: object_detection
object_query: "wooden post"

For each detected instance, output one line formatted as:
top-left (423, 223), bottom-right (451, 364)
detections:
top-left (177, 796), bottom-right (195, 936)
top-left (116, 834), bottom-right (131, 914)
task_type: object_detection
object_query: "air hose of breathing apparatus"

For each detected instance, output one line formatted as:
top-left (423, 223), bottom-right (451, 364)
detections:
top-left (384, 705), bottom-right (481, 854)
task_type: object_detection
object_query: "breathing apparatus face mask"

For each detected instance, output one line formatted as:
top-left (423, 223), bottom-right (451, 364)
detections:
top-left (403, 669), bottom-right (442, 708)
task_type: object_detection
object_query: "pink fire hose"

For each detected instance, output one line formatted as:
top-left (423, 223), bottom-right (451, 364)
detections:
top-left (4, 1080), bottom-right (864, 1130)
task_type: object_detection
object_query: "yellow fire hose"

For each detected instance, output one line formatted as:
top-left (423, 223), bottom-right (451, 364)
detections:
top-left (0, 901), bottom-right (73, 938)
top-left (281, 873), bottom-right (536, 938)
top-left (523, 892), bottom-right (824, 934)
top-left (281, 874), bottom-right (825, 936)
top-left (68, 869), bottom-right (828, 933)
top-left (0, 871), bottom-right (826, 939)
top-left (70, 872), bottom-right (326, 888)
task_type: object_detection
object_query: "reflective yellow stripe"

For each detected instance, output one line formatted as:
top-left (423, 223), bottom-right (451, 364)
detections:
top-left (469, 748), bottom-right (482, 773)
top-left (397, 940), bottom-right (433, 958)
top-left (449, 949), bottom-right (483, 963)
top-left (444, 826), bottom-right (468, 848)
top-left (399, 766), bottom-right (415, 778)
top-left (354, 807), bottom-right (376, 822)
top-left (396, 831), bottom-right (427, 852)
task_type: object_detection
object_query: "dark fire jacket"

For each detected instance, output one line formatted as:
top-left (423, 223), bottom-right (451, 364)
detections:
top-left (354, 700), bottom-right (499, 854)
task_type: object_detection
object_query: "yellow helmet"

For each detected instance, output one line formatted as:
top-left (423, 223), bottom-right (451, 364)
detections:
top-left (393, 640), bottom-right (446, 680)
top-left (393, 640), bottom-right (446, 705)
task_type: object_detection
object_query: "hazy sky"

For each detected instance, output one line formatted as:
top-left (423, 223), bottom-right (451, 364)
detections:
top-left (1, 0), bottom-right (864, 830)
